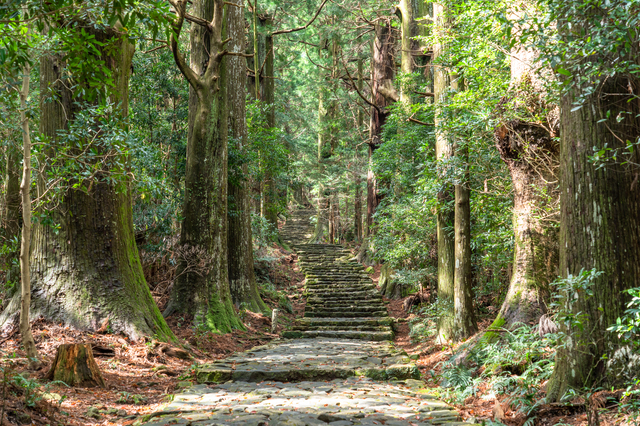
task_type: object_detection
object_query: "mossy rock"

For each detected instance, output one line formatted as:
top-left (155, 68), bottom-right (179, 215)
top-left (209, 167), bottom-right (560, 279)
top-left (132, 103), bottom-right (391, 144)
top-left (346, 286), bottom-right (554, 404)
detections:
top-left (282, 331), bottom-right (305, 339)
top-left (195, 368), bottom-right (232, 384)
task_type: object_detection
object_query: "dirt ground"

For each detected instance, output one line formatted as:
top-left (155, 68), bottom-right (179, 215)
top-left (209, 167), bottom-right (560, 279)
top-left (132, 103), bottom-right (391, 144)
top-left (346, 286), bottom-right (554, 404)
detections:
top-left (0, 245), bottom-right (305, 426)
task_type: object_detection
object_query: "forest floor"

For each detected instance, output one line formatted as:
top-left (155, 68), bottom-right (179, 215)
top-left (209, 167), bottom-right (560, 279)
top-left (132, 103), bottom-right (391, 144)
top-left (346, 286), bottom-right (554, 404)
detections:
top-left (0, 241), bottom-right (633, 426)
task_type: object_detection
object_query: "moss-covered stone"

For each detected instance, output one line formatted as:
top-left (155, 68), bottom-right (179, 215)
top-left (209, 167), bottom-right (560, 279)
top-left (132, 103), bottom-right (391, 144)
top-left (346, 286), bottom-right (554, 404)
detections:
top-left (282, 331), bottom-right (304, 339)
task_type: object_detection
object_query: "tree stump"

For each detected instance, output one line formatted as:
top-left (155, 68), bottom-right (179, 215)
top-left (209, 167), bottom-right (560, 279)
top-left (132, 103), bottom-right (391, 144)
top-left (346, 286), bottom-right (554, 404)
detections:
top-left (45, 343), bottom-right (106, 388)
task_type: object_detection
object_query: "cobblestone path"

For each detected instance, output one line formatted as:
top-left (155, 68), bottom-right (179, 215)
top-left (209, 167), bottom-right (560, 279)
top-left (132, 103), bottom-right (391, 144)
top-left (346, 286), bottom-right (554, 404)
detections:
top-left (140, 210), bottom-right (470, 426)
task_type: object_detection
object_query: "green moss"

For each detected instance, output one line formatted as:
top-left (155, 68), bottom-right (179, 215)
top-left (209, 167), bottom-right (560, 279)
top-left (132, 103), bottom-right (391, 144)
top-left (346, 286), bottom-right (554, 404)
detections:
top-left (196, 369), bottom-right (232, 384)
top-left (282, 331), bottom-right (304, 339)
top-left (481, 315), bottom-right (506, 345)
top-left (201, 292), bottom-right (246, 334)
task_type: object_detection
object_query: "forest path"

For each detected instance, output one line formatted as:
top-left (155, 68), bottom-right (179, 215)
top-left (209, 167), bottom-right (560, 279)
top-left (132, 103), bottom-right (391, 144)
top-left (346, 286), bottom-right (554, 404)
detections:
top-left (140, 209), bottom-right (468, 425)
top-left (141, 338), bottom-right (465, 426)
top-left (280, 208), bottom-right (394, 340)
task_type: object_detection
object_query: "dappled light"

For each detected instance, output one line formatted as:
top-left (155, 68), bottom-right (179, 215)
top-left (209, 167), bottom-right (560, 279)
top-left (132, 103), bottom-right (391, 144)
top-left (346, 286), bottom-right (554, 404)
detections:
top-left (1, 0), bottom-right (639, 425)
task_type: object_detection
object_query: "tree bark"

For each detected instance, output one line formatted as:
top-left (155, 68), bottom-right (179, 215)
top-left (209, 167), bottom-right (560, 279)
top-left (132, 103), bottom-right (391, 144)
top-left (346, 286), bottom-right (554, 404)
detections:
top-left (493, 98), bottom-right (558, 329)
top-left (18, 48), bottom-right (37, 363)
top-left (453, 141), bottom-right (477, 340)
top-left (328, 196), bottom-right (335, 244)
top-left (366, 22), bottom-right (395, 235)
top-left (1, 145), bottom-right (21, 262)
top-left (262, 21), bottom-right (279, 228)
top-left (46, 344), bottom-right (105, 388)
top-left (354, 58), bottom-right (364, 243)
top-left (0, 28), bottom-right (174, 342)
top-left (433, 3), bottom-right (455, 342)
top-left (487, 4), bottom-right (559, 337)
top-left (397, 0), bottom-right (420, 103)
top-left (547, 47), bottom-right (640, 399)
top-left (163, 0), bottom-right (244, 333)
top-left (311, 37), bottom-right (339, 244)
top-left (227, 0), bottom-right (268, 314)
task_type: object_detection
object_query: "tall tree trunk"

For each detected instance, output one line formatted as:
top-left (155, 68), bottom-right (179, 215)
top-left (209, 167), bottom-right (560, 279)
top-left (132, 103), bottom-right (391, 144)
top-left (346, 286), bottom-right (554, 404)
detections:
top-left (367, 22), bottom-right (395, 232)
top-left (453, 140), bottom-right (477, 340)
top-left (1, 146), bottom-right (21, 247)
top-left (18, 46), bottom-right (37, 363)
top-left (397, 0), bottom-right (420, 103)
top-left (433, 3), bottom-right (455, 342)
top-left (450, 73), bottom-right (477, 341)
top-left (353, 58), bottom-right (364, 243)
top-left (354, 170), bottom-right (362, 242)
top-left (0, 28), bottom-right (174, 342)
top-left (247, 13), bottom-right (265, 214)
top-left (164, 0), bottom-right (244, 333)
top-left (491, 30), bottom-right (559, 331)
top-left (310, 82), bottom-right (327, 244)
top-left (546, 34), bottom-right (640, 400)
top-left (262, 19), bottom-right (279, 228)
top-left (310, 38), bottom-right (338, 244)
top-left (227, 0), bottom-right (267, 314)
top-left (1, 144), bottom-right (21, 279)
top-left (328, 196), bottom-right (335, 244)
top-left (361, 21), bottom-right (395, 265)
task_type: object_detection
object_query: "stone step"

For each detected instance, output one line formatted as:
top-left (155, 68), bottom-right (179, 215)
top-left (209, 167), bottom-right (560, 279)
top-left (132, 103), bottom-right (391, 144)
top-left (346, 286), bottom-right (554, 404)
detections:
top-left (304, 311), bottom-right (388, 318)
top-left (290, 239), bottom-right (392, 342)
top-left (305, 285), bottom-right (377, 292)
top-left (305, 281), bottom-right (372, 287)
top-left (304, 294), bottom-right (379, 301)
top-left (297, 317), bottom-right (393, 327)
top-left (294, 324), bottom-right (391, 332)
top-left (306, 300), bottom-right (384, 308)
top-left (305, 291), bottom-right (378, 299)
top-left (305, 274), bottom-right (368, 278)
top-left (283, 330), bottom-right (394, 341)
top-left (306, 281), bottom-right (372, 286)
top-left (306, 302), bottom-right (385, 309)
top-left (305, 280), bottom-right (373, 285)
top-left (304, 272), bottom-right (370, 277)
top-left (304, 274), bottom-right (369, 279)
top-left (305, 296), bottom-right (383, 303)
top-left (305, 306), bottom-right (386, 313)
top-left (305, 287), bottom-right (375, 292)
top-left (307, 305), bottom-right (387, 313)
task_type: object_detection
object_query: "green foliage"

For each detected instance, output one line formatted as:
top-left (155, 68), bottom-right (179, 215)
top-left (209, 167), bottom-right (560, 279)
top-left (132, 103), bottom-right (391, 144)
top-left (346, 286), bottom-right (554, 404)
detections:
top-left (439, 324), bottom-right (554, 418)
top-left (251, 213), bottom-right (278, 254)
top-left (608, 287), bottom-right (640, 348)
top-left (116, 391), bottom-right (146, 405)
top-left (371, 103), bottom-right (437, 278)
top-left (246, 100), bottom-right (291, 217)
top-left (608, 287), bottom-right (640, 420)
top-left (0, 366), bottom-right (68, 409)
top-left (549, 268), bottom-right (601, 338)
top-left (35, 100), bottom-right (135, 199)
top-left (409, 301), bottom-right (446, 341)
top-left (260, 280), bottom-right (293, 314)
top-left (0, 236), bottom-right (20, 297)
top-left (523, 0), bottom-right (640, 100)
top-left (129, 41), bottom-right (188, 248)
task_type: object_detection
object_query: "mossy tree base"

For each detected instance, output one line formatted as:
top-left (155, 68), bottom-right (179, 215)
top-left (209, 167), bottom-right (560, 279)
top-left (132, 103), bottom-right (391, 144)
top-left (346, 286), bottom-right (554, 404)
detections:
top-left (164, 0), bottom-right (245, 335)
top-left (0, 29), bottom-right (176, 343)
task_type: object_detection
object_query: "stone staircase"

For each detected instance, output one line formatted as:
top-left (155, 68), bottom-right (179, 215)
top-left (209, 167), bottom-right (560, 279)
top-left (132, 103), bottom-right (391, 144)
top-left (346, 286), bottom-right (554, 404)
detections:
top-left (141, 208), bottom-right (467, 426)
top-left (280, 207), bottom-right (315, 246)
top-left (280, 209), bottom-right (394, 341)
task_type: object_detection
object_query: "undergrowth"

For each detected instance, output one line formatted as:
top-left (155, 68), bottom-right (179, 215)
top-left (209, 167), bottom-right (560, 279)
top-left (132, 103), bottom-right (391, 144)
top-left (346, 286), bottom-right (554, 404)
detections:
top-left (438, 324), bottom-right (554, 418)
top-left (410, 271), bottom-right (640, 424)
